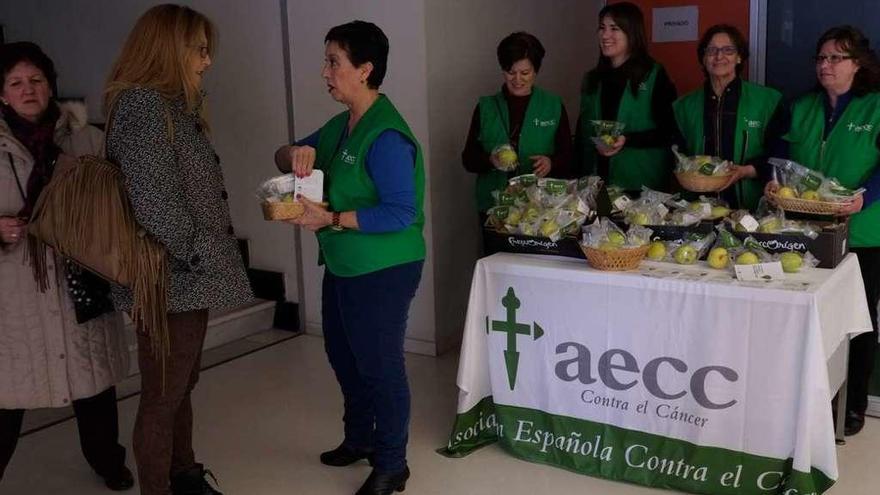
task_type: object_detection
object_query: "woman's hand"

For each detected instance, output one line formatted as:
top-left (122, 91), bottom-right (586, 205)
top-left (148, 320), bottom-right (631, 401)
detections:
top-left (836, 194), bottom-right (864, 216)
top-left (597, 135), bottom-right (626, 157)
top-left (286, 196), bottom-right (332, 231)
top-left (0, 216), bottom-right (27, 245)
top-left (719, 164), bottom-right (757, 191)
top-left (764, 180), bottom-right (780, 197)
top-left (529, 155), bottom-right (552, 177)
top-left (289, 145), bottom-right (317, 178)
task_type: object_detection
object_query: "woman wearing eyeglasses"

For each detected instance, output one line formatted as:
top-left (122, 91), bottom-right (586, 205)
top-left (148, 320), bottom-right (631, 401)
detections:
top-left (767, 25), bottom-right (880, 437)
top-left (673, 24), bottom-right (785, 210)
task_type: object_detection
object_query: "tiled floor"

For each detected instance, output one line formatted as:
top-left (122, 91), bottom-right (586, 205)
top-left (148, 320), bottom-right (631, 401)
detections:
top-left (2, 334), bottom-right (878, 495)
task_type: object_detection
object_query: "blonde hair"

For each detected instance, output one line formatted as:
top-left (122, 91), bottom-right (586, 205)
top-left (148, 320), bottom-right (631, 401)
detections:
top-left (104, 4), bottom-right (215, 125)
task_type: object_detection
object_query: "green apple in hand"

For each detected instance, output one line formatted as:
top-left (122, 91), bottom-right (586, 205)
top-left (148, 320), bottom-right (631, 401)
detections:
top-left (674, 245), bottom-right (698, 265)
top-left (736, 251), bottom-right (760, 265)
top-left (707, 247), bottom-right (729, 269)
top-left (497, 148), bottom-right (518, 169)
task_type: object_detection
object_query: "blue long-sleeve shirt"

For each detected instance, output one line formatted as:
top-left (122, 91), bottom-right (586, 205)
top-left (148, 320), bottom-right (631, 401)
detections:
top-left (296, 129), bottom-right (417, 233)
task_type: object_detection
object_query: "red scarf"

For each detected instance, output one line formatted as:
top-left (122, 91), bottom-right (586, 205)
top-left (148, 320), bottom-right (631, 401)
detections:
top-left (3, 102), bottom-right (61, 217)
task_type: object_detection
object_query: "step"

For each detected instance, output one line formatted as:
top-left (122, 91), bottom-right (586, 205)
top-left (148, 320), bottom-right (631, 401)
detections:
top-left (123, 299), bottom-right (277, 376)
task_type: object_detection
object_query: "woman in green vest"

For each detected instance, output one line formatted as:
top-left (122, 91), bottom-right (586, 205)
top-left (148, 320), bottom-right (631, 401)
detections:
top-left (461, 31), bottom-right (572, 220)
top-left (573, 1), bottom-right (677, 193)
top-left (768, 26), bottom-right (880, 437)
top-left (673, 24), bottom-right (785, 210)
top-left (273, 21), bottom-right (424, 494)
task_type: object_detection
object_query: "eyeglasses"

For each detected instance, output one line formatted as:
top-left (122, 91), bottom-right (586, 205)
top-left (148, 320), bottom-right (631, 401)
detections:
top-left (705, 46), bottom-right (738, 57)
top-left (190, 45), bottom-right (210, 59)
top-left (814, 54), bottom-right (852, 65)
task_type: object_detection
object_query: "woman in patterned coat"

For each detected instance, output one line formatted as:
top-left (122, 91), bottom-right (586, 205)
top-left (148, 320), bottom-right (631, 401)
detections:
top-left (104, 5), bottom-right (252, 495)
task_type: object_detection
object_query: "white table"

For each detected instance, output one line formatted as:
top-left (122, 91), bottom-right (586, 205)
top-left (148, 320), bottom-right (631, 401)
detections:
top-left (441, 253), bottom-right (871, 495)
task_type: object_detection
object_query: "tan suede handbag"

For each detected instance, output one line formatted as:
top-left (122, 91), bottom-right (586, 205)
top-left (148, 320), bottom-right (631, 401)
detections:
top-left (27, 113), bottom-right (170, 361)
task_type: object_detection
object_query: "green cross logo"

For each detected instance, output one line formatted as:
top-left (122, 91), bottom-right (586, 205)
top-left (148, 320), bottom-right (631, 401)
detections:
top-left (485, 287), bottom-right (544, 390)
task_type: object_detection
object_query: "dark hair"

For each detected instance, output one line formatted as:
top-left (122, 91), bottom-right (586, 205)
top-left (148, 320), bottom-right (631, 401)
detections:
top-left (815, 26), bottom-right (880, 96)
top-left (497, 31), bottom-right (546, 72)
top-left (325, 20), bottom-right (389, 89)
top-left (586, 2), bottom-right (653, 96)
top-left (0, 42), bottom-right (58, 95)
top-left (697, 24), bottom-right (749, 77)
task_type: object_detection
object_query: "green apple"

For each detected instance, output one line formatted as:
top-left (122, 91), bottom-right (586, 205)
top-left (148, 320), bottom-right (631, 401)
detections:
top-left (497, 149), bottom-right (518, 169)
top-left (777, 186), bottom-right (798, 199)
top-left (607, 231), bottom-right (626, 246)
top-left (736, 251), bottom-right (760, 265)
top-left (673, 245), bottom-right (698, 265)
top-left (601, 134), bottom-right (616, 146)
top-left (647, 241), bottom-right (666, 261)
top-left (598, 241), bottom-right (619, 252)
top-left (758, 218), bottom-right (781, 233)
top-left (801, 190), bottom-right (821, 201)
top-left (630, 212), bottom-right (650, 226)
top-left (780, 252), bottom-right (804, 273)
top-left (707, 247), bottom-right (729, 269)
top-left (539, 220), bottom-right (559, 238)
top-left (523, 207), bottom-right (540, 222)
top-left (710, 206), bottom-right (731, 218)
top-left (281, 193), bottom-right (295, 203)
top-left (505, 209), bottom-right (522, 225)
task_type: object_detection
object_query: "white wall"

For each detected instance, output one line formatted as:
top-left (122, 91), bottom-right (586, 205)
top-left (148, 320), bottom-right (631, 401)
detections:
top-left (0, 0), bottom-right (300, 300)
top-left (286, 0), bottom-right (438, 354)
top-left (424, 0), bottom-right (601, 352)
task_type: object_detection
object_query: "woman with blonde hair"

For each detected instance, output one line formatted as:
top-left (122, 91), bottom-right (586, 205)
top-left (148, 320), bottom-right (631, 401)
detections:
top-left (104, 5), bottom-right (252, 494)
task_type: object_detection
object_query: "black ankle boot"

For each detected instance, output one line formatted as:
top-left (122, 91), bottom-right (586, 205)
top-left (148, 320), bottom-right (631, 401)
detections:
top-left (845, 410), bottom-right (866, 436)
top-left (320, 443), bottom-right (374, 467)
top-left (98, 465), bottom-right (135, 491)
top-left (355, 466), bottom-right (410, 495)
top-left (170, 464), bottom-right (222, 495)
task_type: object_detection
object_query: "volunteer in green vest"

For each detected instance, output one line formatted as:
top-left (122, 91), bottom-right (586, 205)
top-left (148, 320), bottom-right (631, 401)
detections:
top-left (673, 24), bottom-right (785, 210)
top-left (767, 26), bottom-right (880, 437)
top-left (461, 31), bottom-right (572, 223)
top-left (573, 1), bottom-right (677, 193)
top-left (274, 21), bottom-right (424, 495)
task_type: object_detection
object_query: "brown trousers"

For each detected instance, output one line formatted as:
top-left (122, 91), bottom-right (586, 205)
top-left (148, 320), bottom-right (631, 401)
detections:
top-left (134, 309), bottom-right (209, 495)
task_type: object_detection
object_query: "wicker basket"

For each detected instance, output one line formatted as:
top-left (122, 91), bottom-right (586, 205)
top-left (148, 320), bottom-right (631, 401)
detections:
top-left (674, 171), bottom-right (733, 193)
top-left (580, 244), bottom-right (649, 271)
top-left (767, 192), bottom-right (852, 215)
top-left (261, 200), bottom-right (306, 221)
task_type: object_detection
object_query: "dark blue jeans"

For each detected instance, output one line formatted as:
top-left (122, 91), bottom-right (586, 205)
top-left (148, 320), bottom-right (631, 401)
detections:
top-left (322, 260), bottom-right (423, 473)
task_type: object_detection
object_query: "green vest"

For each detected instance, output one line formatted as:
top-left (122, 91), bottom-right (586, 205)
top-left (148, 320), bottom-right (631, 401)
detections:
top-left (578, 63), bottom-right (671, 191)
top-left (314, 95), bottom-right (426, 276)
top-left (786, 92), bottom-right (880, 247)
top-left (673, 80), bottom-right (782, 210)
top-left (475, 86), bottom-right (563, 211)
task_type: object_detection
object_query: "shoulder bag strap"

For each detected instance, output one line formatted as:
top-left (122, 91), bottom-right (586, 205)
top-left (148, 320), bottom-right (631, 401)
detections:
top-left (7, 152), bottom-right (27, 203)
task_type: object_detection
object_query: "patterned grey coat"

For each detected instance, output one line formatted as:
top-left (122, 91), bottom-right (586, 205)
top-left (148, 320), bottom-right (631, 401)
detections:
top-left (106, 88), bottom-right (253, 313)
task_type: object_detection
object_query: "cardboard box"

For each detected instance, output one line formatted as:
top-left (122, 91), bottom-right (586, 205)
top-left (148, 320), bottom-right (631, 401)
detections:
top-left (732, 221), bottom-right (848, 269)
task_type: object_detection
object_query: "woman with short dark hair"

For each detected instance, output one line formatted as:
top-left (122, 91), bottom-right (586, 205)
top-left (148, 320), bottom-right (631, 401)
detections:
top-left (461, 31), bottom-right (572, 224)
top-left (769, 25), bottom-right (880, 437)
top-left (0, 41), bottom-right (132, 491)
top-left (274, 20), bottom-right (424, 495)
top-left (574, 1), bottom-right (677, 193)
top-left (673, 24), bottom-right (785, 210)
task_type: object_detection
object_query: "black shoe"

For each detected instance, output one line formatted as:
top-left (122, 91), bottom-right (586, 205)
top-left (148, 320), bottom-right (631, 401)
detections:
top-left (355, 467), bottom-right (410, 495)
top-left (170, 464), bottom-right (222, 495)
top-left (844, 410), bottom-right (866, 436)
top-left (100, 465), bottom-right (135, 491)
top-left (320, 443), bottom-right (374, 467)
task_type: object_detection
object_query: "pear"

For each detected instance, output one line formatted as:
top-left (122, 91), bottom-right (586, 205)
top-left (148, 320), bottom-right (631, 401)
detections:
top-left (647, 241), bottom-right (666, 261)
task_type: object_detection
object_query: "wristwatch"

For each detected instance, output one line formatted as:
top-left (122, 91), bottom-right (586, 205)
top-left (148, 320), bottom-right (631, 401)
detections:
top-left (330, 211), bottom-right (343, 231)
